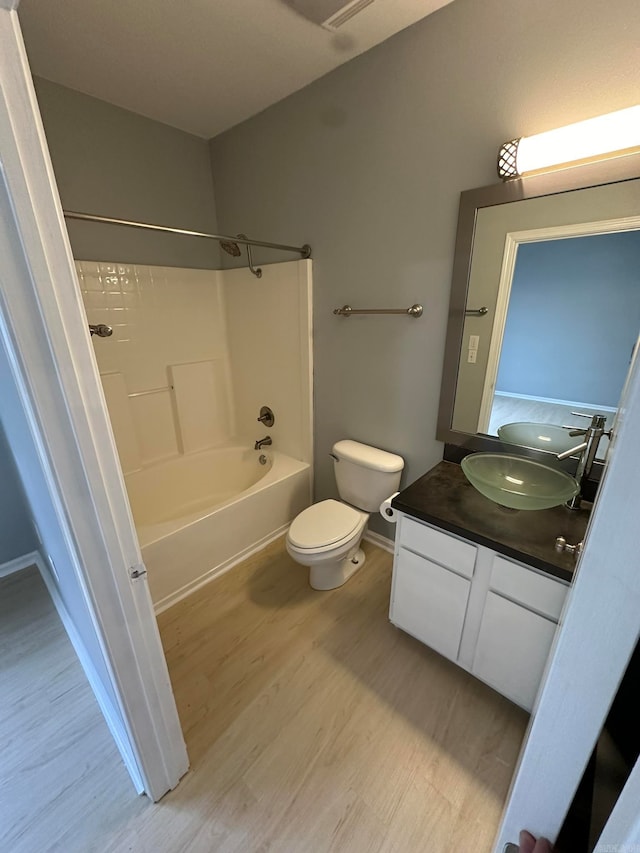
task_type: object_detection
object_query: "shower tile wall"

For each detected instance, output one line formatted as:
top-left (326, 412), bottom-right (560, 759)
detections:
top-left (77, 261), bottom-right (234, 473)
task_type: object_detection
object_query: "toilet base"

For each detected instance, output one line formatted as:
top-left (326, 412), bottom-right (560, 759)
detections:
top-left (309, 547), bottom-right (366, 591)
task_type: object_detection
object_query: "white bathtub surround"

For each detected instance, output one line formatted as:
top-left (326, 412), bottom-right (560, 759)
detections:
top-left (78, 258), bottom-right (313, 472)
top-left (224, 261), bottom-right (313, 463)
top-left (77, 261), bottom-right (235, 471)
top-left (99, 372), bottom-right (143, 473)
top-left (79, 258), bottom-right (313, 607)
top-left (169, 359), bottom-right (232, 454)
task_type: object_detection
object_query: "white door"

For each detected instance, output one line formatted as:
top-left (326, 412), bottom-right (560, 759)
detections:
top-left (494, 334), bottom-right (640, 849)
top-left (0, 5), bottom-right (188, 801)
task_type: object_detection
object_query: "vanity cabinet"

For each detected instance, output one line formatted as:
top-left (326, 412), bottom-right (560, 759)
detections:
top-left (391, 517), bottom-right (475, 662)
top-left (390, 513), bottom-right (569, 711)
top-left (391, 548), bottom-right (471, 662)
top-left (472, 592), bottom-right (559, 710)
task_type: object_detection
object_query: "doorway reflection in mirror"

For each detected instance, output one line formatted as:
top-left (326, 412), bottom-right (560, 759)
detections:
top-left (485, 230), bottom-right (640, 459)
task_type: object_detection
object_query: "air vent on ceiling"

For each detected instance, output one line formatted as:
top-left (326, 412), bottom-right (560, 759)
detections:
top-left (324, 0), bottom-right (376, 29)
top-left (291, 0), bottom-right (376, 30)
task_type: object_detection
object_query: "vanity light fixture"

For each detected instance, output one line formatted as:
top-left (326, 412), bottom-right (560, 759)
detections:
top-left (497, 104), bottom-right (640, 179)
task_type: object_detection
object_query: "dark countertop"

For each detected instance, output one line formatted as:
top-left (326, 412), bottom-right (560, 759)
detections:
top-left (392, 461), bottom-right (591, 582)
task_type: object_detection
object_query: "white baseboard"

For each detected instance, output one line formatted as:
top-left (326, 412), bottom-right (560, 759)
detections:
top-left (494, 390), bottom-right (617, 413)
top-left (33, 551), bottom-right (145, 795)
top-left (0, 549), bottom-right (40, 578)
top-left (363, 530), bottom-right (396, 554)
top-left (153, 523), bottom-right (290, 615)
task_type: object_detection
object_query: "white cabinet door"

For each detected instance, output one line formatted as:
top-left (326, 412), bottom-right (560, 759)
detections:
top-left (472, 591), bottom-right (559, 711)
top-left (390, 548), bottom-right (471, 662)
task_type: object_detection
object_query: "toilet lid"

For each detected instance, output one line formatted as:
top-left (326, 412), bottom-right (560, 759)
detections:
top-left (288, 499), bottom-right (363, 550)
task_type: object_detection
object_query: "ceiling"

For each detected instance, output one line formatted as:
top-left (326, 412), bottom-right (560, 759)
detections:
top-left (17, 0), bottom-right (454, 139)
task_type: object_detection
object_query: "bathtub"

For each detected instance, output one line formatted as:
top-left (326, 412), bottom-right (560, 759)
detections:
top-left (126, 446), bottom-right (311, 611)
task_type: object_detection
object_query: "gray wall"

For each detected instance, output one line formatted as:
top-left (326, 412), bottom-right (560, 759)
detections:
top-left (0, 423), bottom-right (38, 565)
top-left (209, 0), bottom-right (640, 534)
top-left (497, 232), bottom-right (640, 407)
top-left (33, 78), bottom-right (220, 269)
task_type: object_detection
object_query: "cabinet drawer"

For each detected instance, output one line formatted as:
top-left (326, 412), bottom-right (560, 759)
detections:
top-left (472, 591), bottom-right (558, 711)
top-left (490, 556), bottom-right (568, 621)
top-left (401, 516), bottom-right (476, 579)
top-left (391, 548), bottom-right (470, 662)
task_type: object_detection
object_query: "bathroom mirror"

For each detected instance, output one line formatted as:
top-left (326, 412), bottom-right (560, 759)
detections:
top-left (437, 153), bottom-right (640, 462)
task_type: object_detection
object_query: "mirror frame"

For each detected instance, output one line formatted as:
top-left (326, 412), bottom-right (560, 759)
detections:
top-left (437, 151), bottom-right (640, 461)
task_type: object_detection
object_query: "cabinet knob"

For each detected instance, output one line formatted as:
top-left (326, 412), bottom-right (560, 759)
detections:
top-left (555, 536), bottom-right (583, 559)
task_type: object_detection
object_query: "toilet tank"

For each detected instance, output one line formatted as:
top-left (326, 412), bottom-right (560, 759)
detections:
top-left (333, 440), bottom-right (404, 512)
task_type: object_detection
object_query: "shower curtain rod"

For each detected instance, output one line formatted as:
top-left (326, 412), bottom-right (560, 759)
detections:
top-left (62, 210), bottom-right (312, 258)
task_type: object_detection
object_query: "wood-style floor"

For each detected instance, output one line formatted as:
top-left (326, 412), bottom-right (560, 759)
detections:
top-left (0, 566), bottom-right (145, 853)
top-left (3, 541), bottom-right (528, 852)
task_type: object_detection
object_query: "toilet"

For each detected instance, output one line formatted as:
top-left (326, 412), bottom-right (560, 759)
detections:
top-left (286, 439), bottom-right (404, 590)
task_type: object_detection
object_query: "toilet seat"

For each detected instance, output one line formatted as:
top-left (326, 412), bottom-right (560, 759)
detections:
top-left (287, 499), bottom-right (364, 551)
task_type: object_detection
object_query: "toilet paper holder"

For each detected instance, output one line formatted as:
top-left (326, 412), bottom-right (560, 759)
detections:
top-left (380, 492), bottom-right (400, 522)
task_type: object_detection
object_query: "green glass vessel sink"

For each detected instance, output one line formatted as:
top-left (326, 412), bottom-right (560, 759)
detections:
top-left (497, 422), bottom-right (580, 455)
top-left (461, 452), bottom-right (579, 510)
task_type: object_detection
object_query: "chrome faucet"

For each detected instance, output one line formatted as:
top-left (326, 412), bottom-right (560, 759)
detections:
top-left (254, 435), bottom-right (272, 450)
top-left (557, 412), bottom-right (611, 509)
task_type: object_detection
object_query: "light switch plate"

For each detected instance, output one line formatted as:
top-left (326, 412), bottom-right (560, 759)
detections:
top-left (469, 334), bottom-right (480, 350)
top-left (467, 349), bottom-right (477, 363)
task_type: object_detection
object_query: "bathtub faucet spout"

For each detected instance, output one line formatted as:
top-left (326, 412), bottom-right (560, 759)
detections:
top-left (254, 436), bottom-right (272, 450)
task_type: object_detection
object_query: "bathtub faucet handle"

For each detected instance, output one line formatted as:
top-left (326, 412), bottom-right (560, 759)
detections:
top-left (257, 406), bottom-right (275, 427)
top-left (254, 436), bottom-right (272, 450)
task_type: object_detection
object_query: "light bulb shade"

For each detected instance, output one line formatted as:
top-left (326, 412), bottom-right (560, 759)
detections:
top-left (497, 105), bottom-right (640, 179)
